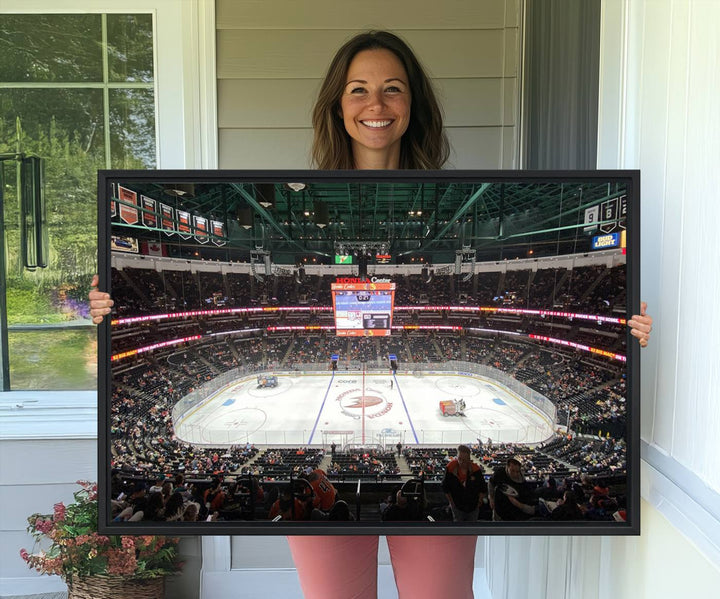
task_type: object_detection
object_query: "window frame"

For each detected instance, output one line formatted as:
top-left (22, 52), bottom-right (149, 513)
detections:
top-left (0, 1), bottom-right (216, 395)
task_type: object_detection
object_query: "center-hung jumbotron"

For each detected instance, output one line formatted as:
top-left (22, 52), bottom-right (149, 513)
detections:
top-left (98, 169), bottom-right (640, 536)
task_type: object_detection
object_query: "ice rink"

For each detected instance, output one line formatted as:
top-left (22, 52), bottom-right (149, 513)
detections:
top-left (174, 370), bottom-right (555, 448)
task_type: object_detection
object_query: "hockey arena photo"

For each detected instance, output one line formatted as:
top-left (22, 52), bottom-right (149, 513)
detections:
top-left (101, 171), bottom-right (638, 534)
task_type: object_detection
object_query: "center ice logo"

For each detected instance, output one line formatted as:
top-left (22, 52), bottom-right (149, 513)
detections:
top-left (337, 387), bottom-right (392, 419)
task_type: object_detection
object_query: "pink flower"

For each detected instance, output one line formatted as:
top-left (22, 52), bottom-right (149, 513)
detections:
top-left (22, 482), bottom-right (180, 580)
top-left (34, 518), bottom-right (54, 534)
top-left (53, 502), bottom-right (66, 522)
top-left (43, 556), bottom-right (64, 576)
top-left (121, 537), bottom-right (135, 550)
top-left (107, 548), bottom-right (137, 576)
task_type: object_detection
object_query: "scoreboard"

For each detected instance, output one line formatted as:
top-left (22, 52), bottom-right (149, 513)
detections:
top-left (331, 279), bottom-right (396, 337)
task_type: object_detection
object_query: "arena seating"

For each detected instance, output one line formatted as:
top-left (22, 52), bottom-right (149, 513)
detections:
top-left (107, 261), bottom-right (630, 523)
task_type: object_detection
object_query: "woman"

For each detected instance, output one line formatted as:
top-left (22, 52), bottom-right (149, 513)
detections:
top-left (90, 30), bottom-right (653, 598)
top-left (310, 31), bottom-right (448, 171)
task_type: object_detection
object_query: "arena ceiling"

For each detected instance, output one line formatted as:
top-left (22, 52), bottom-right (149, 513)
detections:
top-left (115, 176), bottom-right (629, 264)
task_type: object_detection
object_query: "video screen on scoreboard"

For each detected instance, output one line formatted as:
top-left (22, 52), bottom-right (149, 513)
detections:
top-left (331, 279), bottom-right (396, 336)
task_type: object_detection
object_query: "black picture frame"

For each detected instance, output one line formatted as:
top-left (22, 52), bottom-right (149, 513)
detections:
top-left (98, 169), bottom-right (640, 536)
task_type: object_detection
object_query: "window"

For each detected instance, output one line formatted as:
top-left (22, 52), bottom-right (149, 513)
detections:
top-left (0, 13), bottom-right (156, 390)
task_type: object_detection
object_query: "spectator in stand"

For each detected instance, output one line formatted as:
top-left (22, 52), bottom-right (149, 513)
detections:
top-left (381, 488), bottom-right (412, 521)
top-left (182, 502), bottom-right (200, 522)
top-left (327, 500), bottom-right (355, 521)
top-left (141, 491), bottom-right (166, 522)
top-left (164, 491), bottom-right (186, 522)
top-left (304, 468), bottom-right (337, 512)
top-left (442, 445), bottom-right (488, 522)
top-left (268, 485), bottom-right (308, 521)
top-left (489, 457), bottom-right (536, 521)
top-left (535, 475), bottom-right (562, 502)
top-left (549, 489), bottom-right (584, 521)
top-left (203, 478), bottom-right (226, 512)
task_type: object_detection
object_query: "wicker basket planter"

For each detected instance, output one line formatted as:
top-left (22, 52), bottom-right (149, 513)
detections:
top-left (67, 575), bottom-right (165, 599)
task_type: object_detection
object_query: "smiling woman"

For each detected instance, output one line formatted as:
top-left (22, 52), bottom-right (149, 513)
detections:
top-left (340, 48), bottom-right (412, 169)
top-left (311, 30), bottom-right (448, 170)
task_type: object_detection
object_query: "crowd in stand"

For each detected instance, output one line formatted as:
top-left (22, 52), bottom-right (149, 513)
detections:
top-left (111, 263), bottom-right (625, 316)
top-left (109, 350), bottom-right (627, 524)
top-left (106, 261), bottom-right (631, 524)
top-left (109, 437), bottom-right (626, 524)
top-left (328, 448), bottom-right (401, 479)
top-left (111, 333), bottom-right (626, 468)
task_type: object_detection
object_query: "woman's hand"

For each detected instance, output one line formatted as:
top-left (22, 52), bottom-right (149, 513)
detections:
top-left (628, 301), bottom-right (652, 348)
top-left (89, 274), bottom-right (114, 324)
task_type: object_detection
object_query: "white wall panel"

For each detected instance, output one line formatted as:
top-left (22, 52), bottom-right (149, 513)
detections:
top-left (599, 0), bottom-right (720, 484)
top-left (229, 535), bottom-right (296, 568)
top-left (218, 79), bottom-right (318, 128)
top-left (217, 29), bottom-right (511, 80)
top-left (446, 127), bottom-right (505, 169)
top-left (219, 77), bottom-right (516, 129)
top-left (440, 79), bottom-right (513, 127)
top-left (219, 128), bottom-right (313, 169)
top-left (635, 0), bottom-right (676, 452)
top-left (0, 440), bottom-right (96, 484)
top-left (217, 0), bottom-right (512, 30)
top-left (0, 437), bottom-right (96, 581)
top-left (672, 0), bottom-right (720, 483)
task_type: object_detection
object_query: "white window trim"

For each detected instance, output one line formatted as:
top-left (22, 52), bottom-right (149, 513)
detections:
top-left (641, 442), bottom-right (720, 566)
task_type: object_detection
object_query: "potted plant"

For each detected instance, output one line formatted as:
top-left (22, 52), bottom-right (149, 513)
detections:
top-left (20, 480), bottom-right (182, 599)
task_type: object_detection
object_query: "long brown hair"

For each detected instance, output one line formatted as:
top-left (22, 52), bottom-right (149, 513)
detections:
top-left (311, 31), bottom-right (449, 170)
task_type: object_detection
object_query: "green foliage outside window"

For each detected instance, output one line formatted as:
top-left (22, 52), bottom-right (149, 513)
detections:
top-left (0, 13), bottom-right (155, 389)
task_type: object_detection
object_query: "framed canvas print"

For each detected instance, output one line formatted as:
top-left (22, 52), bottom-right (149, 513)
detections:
top-left (97, 169), bottom-right (640, 535)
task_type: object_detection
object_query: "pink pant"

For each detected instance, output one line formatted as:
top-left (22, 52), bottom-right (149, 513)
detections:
top-left (287, 535), bottom-right (477, 599)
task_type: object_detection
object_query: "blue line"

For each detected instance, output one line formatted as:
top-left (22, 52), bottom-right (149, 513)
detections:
top-left (394, 373), bottom-right (419, 443)
top-left (307, 371), bottom-right (335, 444)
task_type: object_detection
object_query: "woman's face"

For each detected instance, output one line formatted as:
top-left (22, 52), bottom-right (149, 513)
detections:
top-left (340, 48), bottom-right (411, 168)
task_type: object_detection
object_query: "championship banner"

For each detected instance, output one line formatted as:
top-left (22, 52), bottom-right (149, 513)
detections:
top-left (141, 195), bottom-right (157, 228)
top-left (194, 215), bottom-right (209, 243)
top-left (600, 198), bottom-right (618, 233)
top-left (118, 185), bottom-right (138, 225)
top-left (177, 210), bottom-right (191, 239)
top-left (110, 183), bottom-right (116, 217)
top-left (160, 203), bottom-right (174, 235)
top-left (211, 220), bottom-right (226, 246)
top-left (584, 205), bottom-right (599, 233)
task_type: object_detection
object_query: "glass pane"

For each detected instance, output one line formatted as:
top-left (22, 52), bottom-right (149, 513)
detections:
top-left (109, 88), bottom-right (156, 168)
top-left (1, 89), bottom-right (103, 390)
top-left (8, 329), bottom-right (97, 390)
top-left (0, 88), bottom-right (106, 161)
top-left (107, 14), bottom-right (154, 83)
top-left (0, 14), bottom-right (103, 82)
top-left (1, 87), bottom-right (105, 278)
